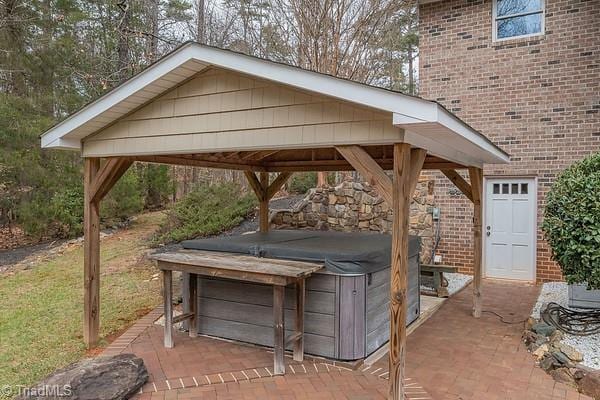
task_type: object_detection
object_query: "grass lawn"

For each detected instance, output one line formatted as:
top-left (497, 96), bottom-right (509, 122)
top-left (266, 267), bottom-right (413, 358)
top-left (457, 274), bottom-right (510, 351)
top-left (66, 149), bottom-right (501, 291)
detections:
top-left (0, 212), bottom-right (164, 398)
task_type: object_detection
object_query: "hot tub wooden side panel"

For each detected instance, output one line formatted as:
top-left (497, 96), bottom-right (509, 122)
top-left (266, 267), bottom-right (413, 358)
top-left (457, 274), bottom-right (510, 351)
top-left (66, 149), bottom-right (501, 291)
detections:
top-left (194, 275), bottom-right (339, 359)
top-left (365, 254), bottom-right (420, 355)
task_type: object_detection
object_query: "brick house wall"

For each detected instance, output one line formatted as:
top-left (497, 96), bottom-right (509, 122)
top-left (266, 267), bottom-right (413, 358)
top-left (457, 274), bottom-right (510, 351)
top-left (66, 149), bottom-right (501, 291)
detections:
top-left (418, 0), bottom-right (599, 282)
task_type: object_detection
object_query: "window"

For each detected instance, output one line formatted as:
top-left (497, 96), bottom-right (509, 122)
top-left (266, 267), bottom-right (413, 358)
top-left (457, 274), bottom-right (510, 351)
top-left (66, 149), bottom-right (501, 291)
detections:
top-left (493, 0), bottom-right (544, 41)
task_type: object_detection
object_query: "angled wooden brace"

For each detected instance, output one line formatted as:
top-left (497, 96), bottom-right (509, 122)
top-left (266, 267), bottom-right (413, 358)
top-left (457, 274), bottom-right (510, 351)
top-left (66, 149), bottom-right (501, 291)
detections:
top-left (441, 169), bottom-right (474, 202)
top-left (90, 158), bottom-right (134, 203)
top-left (335, 145), bottom-right (393, 206)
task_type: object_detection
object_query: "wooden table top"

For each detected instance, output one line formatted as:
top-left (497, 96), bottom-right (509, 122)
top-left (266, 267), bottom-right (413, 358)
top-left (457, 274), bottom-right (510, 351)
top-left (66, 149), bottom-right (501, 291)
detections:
top-left (150, 249), bottom-right (323, 279)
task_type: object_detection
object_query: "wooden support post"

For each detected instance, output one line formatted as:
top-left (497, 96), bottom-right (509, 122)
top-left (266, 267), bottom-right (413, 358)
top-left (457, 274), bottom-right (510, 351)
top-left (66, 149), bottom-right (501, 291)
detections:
top-left (273, 285), bottom-right (285, 375)
top-left (188, 273), bottom-right (198, 338)
top-left (84, 158), bottom-right (100, 348)
top-left (163, 269), bottom-right (174, 348)
top-left (293, 279), bottom-right (305, 362)
top-left (83, 157), bottom-right (132, 349)
top-left (259, 172), bottom-right (269, 232)
top-left (389, 143), bottom-right (412, 400)
top-left (468, 167), bottom-right (483, 318)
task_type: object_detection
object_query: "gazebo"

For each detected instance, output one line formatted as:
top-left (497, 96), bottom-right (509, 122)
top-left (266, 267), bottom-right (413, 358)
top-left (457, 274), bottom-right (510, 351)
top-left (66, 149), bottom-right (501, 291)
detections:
top-left (40, 42), bottom-right (509, 400)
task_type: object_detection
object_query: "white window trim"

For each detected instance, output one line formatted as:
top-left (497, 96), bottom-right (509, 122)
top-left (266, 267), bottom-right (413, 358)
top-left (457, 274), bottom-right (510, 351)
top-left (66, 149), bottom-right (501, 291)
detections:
top-left (492, 0), bottom-right (545, 42)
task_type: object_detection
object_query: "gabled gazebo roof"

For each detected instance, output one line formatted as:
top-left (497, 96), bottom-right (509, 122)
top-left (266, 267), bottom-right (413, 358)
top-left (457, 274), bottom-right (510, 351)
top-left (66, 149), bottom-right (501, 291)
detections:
top-left (39, 42), bottom-right (503, 400)
top-left (41, 42), bottom-right (508, 168)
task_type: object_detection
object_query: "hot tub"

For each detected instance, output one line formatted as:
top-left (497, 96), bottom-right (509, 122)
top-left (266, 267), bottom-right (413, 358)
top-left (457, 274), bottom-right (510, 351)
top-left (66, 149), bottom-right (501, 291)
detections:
top-left (181, 230), bottom-right (420, 361)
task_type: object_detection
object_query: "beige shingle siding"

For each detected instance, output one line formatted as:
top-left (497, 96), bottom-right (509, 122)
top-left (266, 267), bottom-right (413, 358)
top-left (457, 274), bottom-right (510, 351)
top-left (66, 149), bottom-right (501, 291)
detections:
top-left (82, 68), bottom-right (402, 157)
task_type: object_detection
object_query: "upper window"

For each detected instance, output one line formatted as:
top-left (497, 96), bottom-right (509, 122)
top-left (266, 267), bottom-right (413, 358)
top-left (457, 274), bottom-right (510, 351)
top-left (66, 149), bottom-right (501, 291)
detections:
top-left (493, 0), bottom-right (544, 41)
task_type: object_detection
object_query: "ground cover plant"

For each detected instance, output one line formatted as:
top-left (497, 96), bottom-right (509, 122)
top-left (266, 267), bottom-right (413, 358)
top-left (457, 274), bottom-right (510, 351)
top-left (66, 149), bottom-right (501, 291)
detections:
top-left (153, 182), bottom-right (256, 244)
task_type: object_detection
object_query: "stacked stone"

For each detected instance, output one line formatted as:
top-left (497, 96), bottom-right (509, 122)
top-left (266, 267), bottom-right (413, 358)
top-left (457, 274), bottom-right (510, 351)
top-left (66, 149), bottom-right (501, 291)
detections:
top-left (271, 177), bottom-right (436, 262)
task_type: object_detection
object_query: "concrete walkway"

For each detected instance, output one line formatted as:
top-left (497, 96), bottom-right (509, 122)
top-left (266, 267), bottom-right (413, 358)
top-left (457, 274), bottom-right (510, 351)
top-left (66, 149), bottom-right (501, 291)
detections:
top-left (104, 279), bottom-right (592, 399)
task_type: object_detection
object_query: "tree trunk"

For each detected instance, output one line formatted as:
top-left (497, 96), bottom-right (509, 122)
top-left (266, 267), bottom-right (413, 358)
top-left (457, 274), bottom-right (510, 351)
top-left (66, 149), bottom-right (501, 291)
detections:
top-left (147, 0), bottom-right (159, 61)
top-left (197, 0), bottom-right (205, 43)
top-left (117, 0), bottom-right (131, 82)
top-left (407, 45), bottom-right (414, 95)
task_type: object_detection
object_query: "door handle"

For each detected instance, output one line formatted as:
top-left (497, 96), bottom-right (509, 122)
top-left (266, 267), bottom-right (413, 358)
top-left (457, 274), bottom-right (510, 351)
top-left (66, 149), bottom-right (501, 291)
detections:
top-left (486, 226), bottom-right (491, 236)
top-left (486, 231), bottom-right (491, 236)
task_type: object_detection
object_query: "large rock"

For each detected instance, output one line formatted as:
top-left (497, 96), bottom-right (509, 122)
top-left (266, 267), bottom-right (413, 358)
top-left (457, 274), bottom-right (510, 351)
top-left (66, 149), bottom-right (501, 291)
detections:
top-left (558, 343), bottom-right (583, 362)
top-left (532, 322), bottom-right (556, 337)
top-left (577, 369), bottom-right (600, 399)
top-left (19, 354), bottom-right (148, 400)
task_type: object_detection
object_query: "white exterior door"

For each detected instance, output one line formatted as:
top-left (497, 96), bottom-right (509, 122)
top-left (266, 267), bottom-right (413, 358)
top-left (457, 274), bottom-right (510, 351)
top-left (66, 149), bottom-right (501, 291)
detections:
top-left (484, 178), bottom-right (536, 281)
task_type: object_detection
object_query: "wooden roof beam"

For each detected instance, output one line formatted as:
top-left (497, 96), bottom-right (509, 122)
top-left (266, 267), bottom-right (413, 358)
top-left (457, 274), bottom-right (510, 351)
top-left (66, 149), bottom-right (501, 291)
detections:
top-left (132, 155), bottom-right (265, 171)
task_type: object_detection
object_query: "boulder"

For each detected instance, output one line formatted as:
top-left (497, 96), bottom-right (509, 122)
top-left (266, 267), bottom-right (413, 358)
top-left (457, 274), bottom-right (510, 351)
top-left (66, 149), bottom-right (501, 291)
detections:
top-left (549, 368), bottom-right (574, 385)
top-left (577, 369), bottom-right (600, 399)
top-left (532, 344), bottom-right (549, 359)
top-left (19, 354), bottom-right (148, 400)
top-left (539, 353), bottom-right (561, 371)
top-left (532, 322), bottom-right (556, 337)
top-left (558, 343), bottom-right (583, 362)
top-left (551, 351), bottom-right (573, 367)
top-left (522, 330), bottom-right (539, 348)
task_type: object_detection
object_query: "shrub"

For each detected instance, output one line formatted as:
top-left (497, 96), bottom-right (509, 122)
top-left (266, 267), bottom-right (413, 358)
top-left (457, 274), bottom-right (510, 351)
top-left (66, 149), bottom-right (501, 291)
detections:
top-left (153, 182), bottom-right (256, 244)
top-left (138, 163), bottom-right (175, 209)
top-left (101, 169), bottom-right (144, 224)
top-left (50, 186), bottom-right (85, 237)
top-left (288, 172), bottom-right (338, 194)
top-left (542, 152), bottom-right (600, 289)
top-left (288, 172), bottom-right (317, 194)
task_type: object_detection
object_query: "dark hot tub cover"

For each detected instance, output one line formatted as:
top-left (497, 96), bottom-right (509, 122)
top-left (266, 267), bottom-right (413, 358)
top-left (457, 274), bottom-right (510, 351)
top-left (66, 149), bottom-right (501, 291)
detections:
top-left (182, 230), bottom-right (420, 275)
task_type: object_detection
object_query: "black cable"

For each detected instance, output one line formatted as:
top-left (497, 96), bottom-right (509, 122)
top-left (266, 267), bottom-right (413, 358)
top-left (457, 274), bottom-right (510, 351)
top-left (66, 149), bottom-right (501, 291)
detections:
top-left (541, 302), bottom-right (600, 336)
top-left (482, 310), bottom-right (528, 325)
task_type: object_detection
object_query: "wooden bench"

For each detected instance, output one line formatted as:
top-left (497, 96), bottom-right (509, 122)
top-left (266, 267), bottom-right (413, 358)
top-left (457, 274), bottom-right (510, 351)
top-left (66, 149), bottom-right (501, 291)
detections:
top-left (150, 250), bottom-right (323, 375)
top-left (420, 263), bottom-right (459, 297)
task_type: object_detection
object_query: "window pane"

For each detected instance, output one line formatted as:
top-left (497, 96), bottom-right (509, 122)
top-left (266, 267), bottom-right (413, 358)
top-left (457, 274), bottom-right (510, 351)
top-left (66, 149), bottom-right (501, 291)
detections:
top-left (502, 183), bottom-right (509, 194)
top-left (493, 184), bottom-right (500, 194)
top-left (512, 183), bottom-right (519, 194)
top-left (497, 13), bottom-right (543, 39)
top-left (521, 183), bottom-right (528, 194)
top-left (497, 0), bottom-right (542, 17)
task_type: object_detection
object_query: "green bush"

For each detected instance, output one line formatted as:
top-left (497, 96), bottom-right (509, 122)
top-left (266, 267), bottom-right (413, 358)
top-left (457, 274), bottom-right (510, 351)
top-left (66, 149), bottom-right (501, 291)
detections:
top-left (542, 152), bottom-right (600, 289)
top-left (288, 172), bottom-right (317, 194)
top-left (154, 182), bottom-right (256, 244)
top-left (138, 163), bottom-right (175, 209)
top-left (101, 169), bottom-right (144, 224)
top-left (50, 186), bottom-right (85, 237)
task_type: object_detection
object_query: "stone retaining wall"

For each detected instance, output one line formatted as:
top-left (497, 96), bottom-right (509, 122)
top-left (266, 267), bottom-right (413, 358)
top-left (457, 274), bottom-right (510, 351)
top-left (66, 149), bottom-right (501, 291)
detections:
top-left (271, 177), bottom-right (436, 262)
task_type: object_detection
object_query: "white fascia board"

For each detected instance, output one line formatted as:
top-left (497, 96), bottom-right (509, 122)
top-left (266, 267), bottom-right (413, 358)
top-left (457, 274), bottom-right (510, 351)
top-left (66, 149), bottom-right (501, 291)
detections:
top-left (393, 105), bottom-right (510, 165)
top-left (42, 137), bottom-right (82, 150)
top-left (40, 44), bottom-right (207, 149)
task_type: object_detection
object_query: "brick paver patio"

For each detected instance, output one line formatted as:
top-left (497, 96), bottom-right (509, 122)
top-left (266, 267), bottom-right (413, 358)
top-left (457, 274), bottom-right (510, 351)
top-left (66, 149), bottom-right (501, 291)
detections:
top-left (104, 279), bottom-right (593, 399)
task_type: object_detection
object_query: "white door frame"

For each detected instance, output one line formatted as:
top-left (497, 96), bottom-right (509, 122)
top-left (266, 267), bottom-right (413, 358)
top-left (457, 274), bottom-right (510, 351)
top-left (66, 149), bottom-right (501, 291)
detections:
top-left (482, 176), bottom-right (538, 282)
